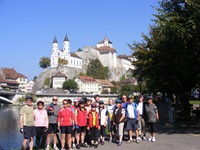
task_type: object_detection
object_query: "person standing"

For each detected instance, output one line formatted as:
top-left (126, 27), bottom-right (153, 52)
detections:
top-left (20, 96), bottom-right (36, 150)
top-left (34, 100), bottom-right (49, 150)
top-left (46, 96), bottom-right (61, 150)
top-left (113, 99), bottom-right (125, 146)
top-left (144, 96), bottom-right (159, 142)
top-left (98, 100), bottom-right (108, 145)
top-left (137, 94), bottom-right (147, 141)
top-left (58, 99), bottom-right (74, 150)
top-left (74, 99), bottom-right (88, 149)
top-left (106, 98), bottom-right (116, 143)
top-left (94, 94), bottom-right (100, 107)
top-left (125, 95), bottom-right (140, 144)
top-left (87, 103), bottom-right (100, 148)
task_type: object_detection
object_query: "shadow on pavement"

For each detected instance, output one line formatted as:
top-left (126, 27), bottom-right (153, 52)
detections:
top-left (157, 102), bottom-right (200, 135)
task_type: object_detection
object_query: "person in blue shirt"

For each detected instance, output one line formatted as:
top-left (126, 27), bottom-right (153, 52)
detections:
top-left (124, 95), bottom-right (140, 144)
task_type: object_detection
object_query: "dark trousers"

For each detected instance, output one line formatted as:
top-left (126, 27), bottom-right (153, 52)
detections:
top-left (89, 127), bottom-right (99, 142)
top-left (35, 127), bottom-right (47, 150)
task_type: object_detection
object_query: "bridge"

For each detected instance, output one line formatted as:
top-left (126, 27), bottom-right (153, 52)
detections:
top-left (0, 90), bottom-right (19, 105)
top-left (0, 96), bottom-right (13, 104)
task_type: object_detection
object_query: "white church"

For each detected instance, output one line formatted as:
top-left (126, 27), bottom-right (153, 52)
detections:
top-left (50, 35), bottom-right (82, 68)
top-left (50, 35), bottom-right (134, 78)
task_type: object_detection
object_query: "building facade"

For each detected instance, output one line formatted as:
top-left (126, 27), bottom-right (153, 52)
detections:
top-left (50, 35), bottom-right (82, 69)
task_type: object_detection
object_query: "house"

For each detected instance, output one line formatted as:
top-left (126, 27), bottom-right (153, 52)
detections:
top-left (52, 71), bottom-right (67, 89)
top-left (25, 80), bottom-right (35, 93)
top-left (121, 77), bottom-right (138, 86)
top-left (95, 79), bottom-right (114, 93)
top-left (75, 76), bottom-right (99, 93)
top-left (0, 67), bottom-right (27, 92)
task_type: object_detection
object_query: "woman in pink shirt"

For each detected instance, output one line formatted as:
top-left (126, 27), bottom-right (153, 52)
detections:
top-left (34, 100), bottom-right (48, 150)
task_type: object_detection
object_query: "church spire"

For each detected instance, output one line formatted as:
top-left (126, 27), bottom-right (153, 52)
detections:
top-left (52, 36), bottom-right (58, 43)
top-left (64, 34), bottom-right (69, 42)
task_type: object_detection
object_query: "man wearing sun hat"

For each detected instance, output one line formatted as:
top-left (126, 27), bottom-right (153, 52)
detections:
top-left (20, 95), bottom-right (36, 150)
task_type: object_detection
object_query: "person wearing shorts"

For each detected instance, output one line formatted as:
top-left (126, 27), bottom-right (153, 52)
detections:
top-left (137, 94), bottom-right (147, 141)
top-left (113, 99), bottom-right (125, 146)
top-left (74, 99), bottom-right (88, 149)
top-left (46, 96), bottom-right (61, 150)
top-left (106, 98), bottom-right (116, 143)
top-left (58, 99), bottom-right (74, 150)
top-left (144, 96), bottom-right (159, 142)
top-left (20, 96), bottom-right (36, 150)
top-left (125, 95), bottom-right (140, 144)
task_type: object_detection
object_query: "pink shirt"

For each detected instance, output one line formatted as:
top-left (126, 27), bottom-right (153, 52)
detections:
top-left (34, 109), bottom-right (48, 127)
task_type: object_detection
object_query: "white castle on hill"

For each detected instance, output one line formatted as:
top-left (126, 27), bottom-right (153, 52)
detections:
top-left (50, 35), bottom-right (134, 80)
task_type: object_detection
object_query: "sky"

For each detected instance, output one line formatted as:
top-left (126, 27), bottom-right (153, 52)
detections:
top-left (0, 0), bottom-right (159, 80)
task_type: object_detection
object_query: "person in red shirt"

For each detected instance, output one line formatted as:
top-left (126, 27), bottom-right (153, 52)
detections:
top-left (87, 103), bottom-right (100, 148)
top-left (58, 99), bottom-right (74, 150)
top-left (74, 99), bottom-right (88, 149)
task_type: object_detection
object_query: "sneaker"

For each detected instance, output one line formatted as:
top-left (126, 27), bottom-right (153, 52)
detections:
top-left (126, 139), bottom-right (133, 144)
top-left (137, 136), bottom-right (142, 140)
top-left (68, 148), bottom-right (73, 150)
top-left (76, 144), bottom-right (80, 149)
top-left (148, 137), bottom-right (152, 142)
top-left (136, 139), bottom-right (140, 144)
top-left (80, 143), bottom-right (88, 147)
top-left (94, 144), bottom-right (98, 148)
top-left (112, 138), bottom-right (117, 143)
top-left (72, 143), bottom-right (76, 148)
top-left (101, 141), bottom-right (105, 145)
top-left (152, 137), bottom-right (156, 142)
top-left (46, 146), bottom-right (50, 150)
top-left (117, 141), bottom-right (122, 146)
top-left (142, 136), bottom-right (147, 141)
top-left (89, 144), bottom-right (94, 148)
top-left (53, 146), bottom-right (59, 150)
top-left (60, 149), bottom-right (66, 150)
top-left (108, 139), bottom-right (112, 143)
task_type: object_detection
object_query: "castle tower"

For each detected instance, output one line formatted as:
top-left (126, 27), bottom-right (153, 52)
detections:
top-left (51, 36), bottom-right (59, 67)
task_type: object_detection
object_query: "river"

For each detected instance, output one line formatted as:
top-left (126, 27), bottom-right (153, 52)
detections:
top-left (0, 105), bottom-right (24, 150)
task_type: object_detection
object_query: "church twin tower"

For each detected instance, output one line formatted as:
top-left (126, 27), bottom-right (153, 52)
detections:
top-left (51, 35), bottom-right (82, 68)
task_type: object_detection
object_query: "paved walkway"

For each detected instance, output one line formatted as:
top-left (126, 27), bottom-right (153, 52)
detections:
top-left (82, 102), bottom-right (200, 150)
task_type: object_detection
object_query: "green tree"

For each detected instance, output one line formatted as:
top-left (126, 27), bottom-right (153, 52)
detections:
top-left (44, 77), bottom-right (51, 88)
top-left (39, 57), bottom-right (50, 69)
top-left (129, 0), bottom-right (200, 116)
top-left (58, 58), bottom-right (68, 65)
top-left (86, 59), bottom-right (108, 79)
top-left (111, 86), bottom-right (120, 94)
top-left (62, 79), bottom-right (78, 91)
top-left (121, 84), bottom-right (135, 96)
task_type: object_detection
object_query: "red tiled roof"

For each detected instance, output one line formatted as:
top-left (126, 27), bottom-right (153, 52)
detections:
top-left (2, 68), bottom-right (18, 79)
top-left (96, 46), bottom-right (116, 53)
top-left (53, 71), bottom-right (66, 77)
top-left (17, 73), bottom-right (27, 78)
top-left (0, 74), bottom-right (6, 83)
top-left (2, 68), bottom-right (26, 79)
top-left (95, 79), bottom-right (114, 87)
top-left (78, 76), bottom-right (97, 83)
top-left (98, 38), bottom-right (112, 44)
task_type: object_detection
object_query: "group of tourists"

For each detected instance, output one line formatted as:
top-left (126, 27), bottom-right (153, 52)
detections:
top-left (19, 93), bottom-right (159, 150)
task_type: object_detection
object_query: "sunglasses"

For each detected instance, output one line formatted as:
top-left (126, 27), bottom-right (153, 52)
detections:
top-left (63, 103), bottom-right (68, 105)
top-left (52, 99), bottom-right (58, 101)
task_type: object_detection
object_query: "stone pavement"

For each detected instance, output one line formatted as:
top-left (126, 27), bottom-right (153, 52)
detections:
top-left (81, 102), bottom-right (200, 150)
